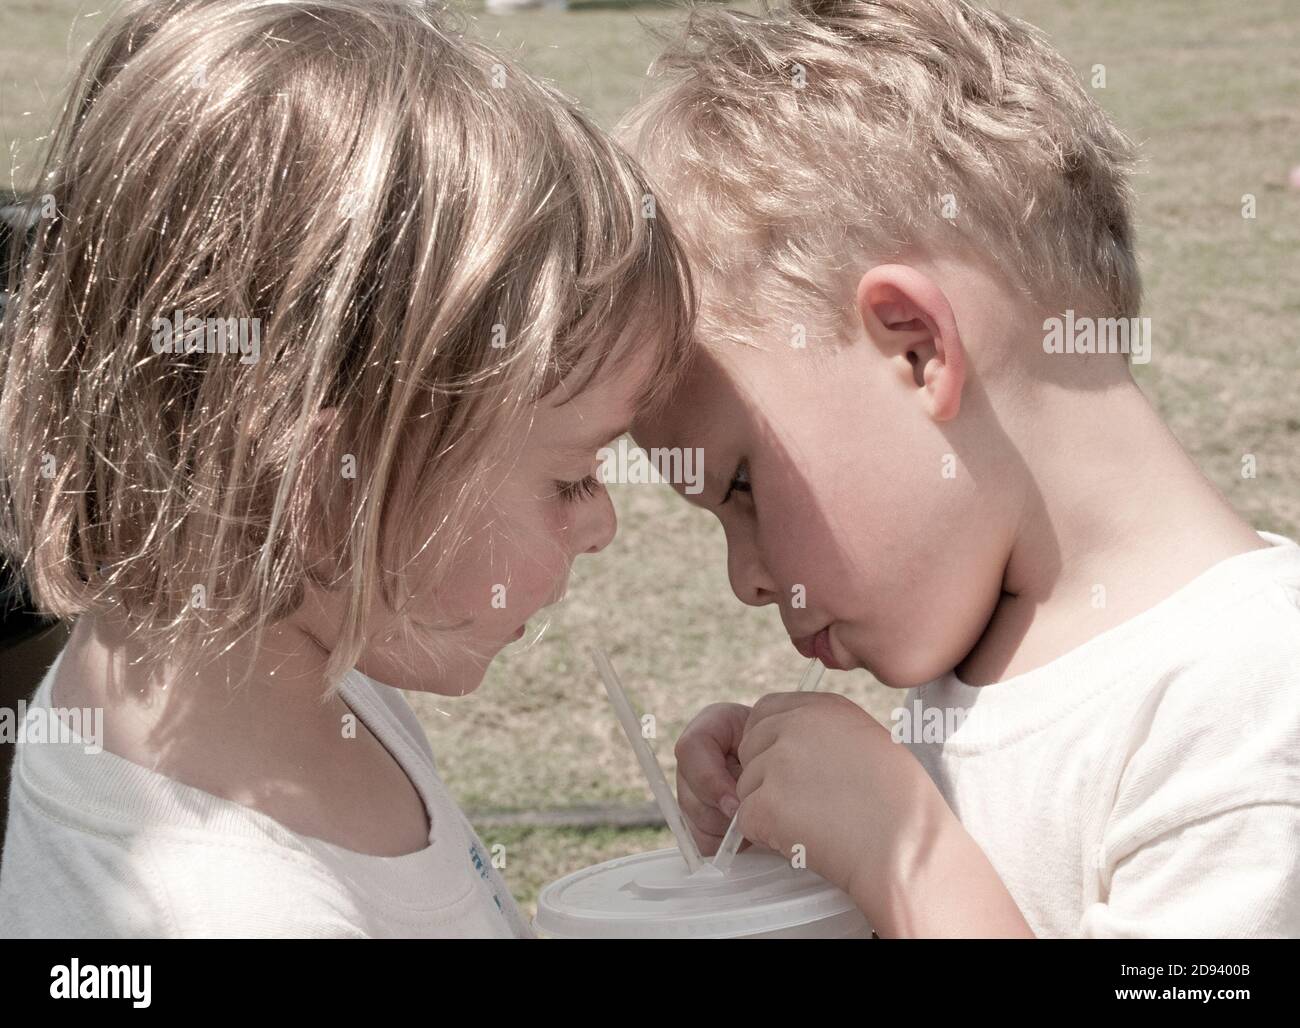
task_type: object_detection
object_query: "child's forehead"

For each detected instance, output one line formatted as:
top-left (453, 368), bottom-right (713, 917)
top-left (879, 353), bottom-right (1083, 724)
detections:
top-left (636, 346), bottom-right (755, 439)
top-left (539, 356), bottom-right (647, 442)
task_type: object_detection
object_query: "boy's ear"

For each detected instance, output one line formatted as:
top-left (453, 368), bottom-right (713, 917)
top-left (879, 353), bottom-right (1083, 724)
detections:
top-left (855, 265), bottom-right (966, 422)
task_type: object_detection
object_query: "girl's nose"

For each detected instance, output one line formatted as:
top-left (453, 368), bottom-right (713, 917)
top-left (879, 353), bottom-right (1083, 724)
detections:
top-left (582, 487), bottom-right (618, 555)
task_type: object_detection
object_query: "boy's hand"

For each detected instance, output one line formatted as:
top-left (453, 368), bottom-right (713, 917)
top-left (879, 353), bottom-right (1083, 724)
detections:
top-left (732, 691), bottom-right (937, 912)
top-left (674, 702), bottom-right (750, 855)
top-left (674, 694), bottom-right (911, 876)
top-left (676, 691), bottom-right (1033, 936)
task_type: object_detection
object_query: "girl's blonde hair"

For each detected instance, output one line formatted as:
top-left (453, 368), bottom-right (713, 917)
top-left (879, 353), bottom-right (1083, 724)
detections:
top-left (620, 0), bottom-right (1140, 348)
top-left (0, 0), bottom-right (695, 689)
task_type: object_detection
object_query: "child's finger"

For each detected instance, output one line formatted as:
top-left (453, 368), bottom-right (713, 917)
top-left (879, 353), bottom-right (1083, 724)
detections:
top-left (676, 774), bottom-right (732, 853)
top-left (747, 690), bottom-right (821, 728)
top-left (736, 707), bottom-right (794, 769)
top-left (728, 762), bottom-right (774, 854)
top-left (675, 737), bottom-right (740, 823)
top-left (674, 703), bottom-right (748, 808)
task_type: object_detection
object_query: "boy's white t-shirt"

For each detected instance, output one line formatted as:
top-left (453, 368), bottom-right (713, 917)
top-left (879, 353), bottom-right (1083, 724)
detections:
top-left (0, 658), bottom-right (533, 938)
top-left (903, 531), bottom-right (1300, 938)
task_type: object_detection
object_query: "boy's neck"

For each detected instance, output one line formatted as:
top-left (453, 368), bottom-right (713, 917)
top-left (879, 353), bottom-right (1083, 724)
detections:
top-left (956, 372), bottom-right (1265, 686)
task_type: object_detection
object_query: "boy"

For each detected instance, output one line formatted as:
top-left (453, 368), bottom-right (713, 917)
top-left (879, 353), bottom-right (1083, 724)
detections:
top-left (624, 0), bottom-right (1300, 937)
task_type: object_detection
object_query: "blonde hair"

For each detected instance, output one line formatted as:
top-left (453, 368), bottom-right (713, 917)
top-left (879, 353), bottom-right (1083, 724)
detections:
top-left (0, 0), bottom-right (695, 689)
top-left (620, 0), bottom-right (1140, 348)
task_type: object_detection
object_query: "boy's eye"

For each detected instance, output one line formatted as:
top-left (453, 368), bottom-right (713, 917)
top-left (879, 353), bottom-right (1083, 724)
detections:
top-left (555, 474), bottom-right (602, 505)
top-left (721, 459), bottom-right (751, 505)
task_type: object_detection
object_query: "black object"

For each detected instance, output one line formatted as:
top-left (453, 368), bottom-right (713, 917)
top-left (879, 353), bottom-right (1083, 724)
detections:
top-left (1, 190), bottom-right (36, 321)
top-left (1, 190), bottom-right (45, 646)
top-left (0, 563), bottom-right (50, 650)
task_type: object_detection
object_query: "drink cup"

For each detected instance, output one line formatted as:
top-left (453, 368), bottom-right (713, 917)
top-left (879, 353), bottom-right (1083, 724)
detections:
top-left (534, 847), bottom-right (873, 939)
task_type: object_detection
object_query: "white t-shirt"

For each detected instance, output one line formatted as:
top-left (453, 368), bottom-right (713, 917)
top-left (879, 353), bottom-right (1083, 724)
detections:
top-left (0, 658), bottom-right (533, 938)
top-left (903, 531), bottom-right (1300, 938)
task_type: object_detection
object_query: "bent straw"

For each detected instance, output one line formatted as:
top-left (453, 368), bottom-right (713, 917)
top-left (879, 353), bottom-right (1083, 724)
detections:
top-left (591, 647), bottom-right (703, 873)
top-left (711, 657), bottom-right (826, 875)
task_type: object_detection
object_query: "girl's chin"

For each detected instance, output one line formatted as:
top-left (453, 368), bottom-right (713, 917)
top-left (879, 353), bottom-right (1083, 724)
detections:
top-left (360, 623), bottom-right (528, 695)
top-left (358, 653), bottom-right (490, 697)
top-left (417, 664), bottom-right (489, 697)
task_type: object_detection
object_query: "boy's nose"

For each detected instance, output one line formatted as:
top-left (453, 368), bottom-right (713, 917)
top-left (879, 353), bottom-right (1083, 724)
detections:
top-left (726, 535), bottom-right (777, 607)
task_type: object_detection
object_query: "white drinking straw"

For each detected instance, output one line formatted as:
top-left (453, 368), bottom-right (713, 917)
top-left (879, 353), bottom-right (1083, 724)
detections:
top-left (591, 647), bottom-right (704, 873)
top-left (711, 657), bottom-right (826, 875)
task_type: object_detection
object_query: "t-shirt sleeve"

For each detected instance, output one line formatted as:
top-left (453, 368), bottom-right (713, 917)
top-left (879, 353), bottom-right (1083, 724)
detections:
top-left (1079, 801), bottom-right (1300, 937)
top-left (1079, 597), bottom-right (1300, 938)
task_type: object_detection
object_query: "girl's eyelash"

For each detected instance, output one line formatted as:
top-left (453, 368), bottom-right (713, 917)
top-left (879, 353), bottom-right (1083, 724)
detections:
top-left (722, 459), bottom-right (751, 505)
top-left (556, 474), bottom-right (602, 504)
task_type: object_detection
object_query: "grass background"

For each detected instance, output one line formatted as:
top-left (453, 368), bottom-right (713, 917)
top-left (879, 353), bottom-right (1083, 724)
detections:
top-left (2, 0), bottom-right (1297, 922)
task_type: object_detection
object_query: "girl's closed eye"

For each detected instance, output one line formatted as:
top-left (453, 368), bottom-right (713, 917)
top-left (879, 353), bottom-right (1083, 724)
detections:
top-left (722, 459), bottom-right (751, 505)
top-left (555, 473), bottom-right (603, 505)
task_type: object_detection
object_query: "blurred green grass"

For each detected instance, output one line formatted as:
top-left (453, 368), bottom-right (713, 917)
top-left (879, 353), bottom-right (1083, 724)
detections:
top-left (2, 1), bottom-right (1297, 918)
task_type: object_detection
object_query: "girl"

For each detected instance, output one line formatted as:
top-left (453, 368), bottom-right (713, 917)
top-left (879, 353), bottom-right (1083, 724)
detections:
top-left (0, 0), bottom-right (694, 937)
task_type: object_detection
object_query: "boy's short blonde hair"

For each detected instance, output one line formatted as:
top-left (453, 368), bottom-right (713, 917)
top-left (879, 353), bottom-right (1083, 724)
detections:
top-left (620, 0), bottom-right (1140, 347)
top-left (0, 0), bottom-right (694, 687)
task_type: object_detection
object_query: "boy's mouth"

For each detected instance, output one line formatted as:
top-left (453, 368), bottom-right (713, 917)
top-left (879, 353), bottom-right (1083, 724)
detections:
top-left (791, 625), bottom-right (849, 671)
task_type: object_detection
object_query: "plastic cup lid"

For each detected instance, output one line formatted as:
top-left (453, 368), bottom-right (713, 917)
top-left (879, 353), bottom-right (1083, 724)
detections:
top-left (534, 847), bottom-right (862, 939)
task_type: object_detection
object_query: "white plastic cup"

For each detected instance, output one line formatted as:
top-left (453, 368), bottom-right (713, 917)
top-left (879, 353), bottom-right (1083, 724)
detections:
top-left (535, 847), bottom-right (873, 939)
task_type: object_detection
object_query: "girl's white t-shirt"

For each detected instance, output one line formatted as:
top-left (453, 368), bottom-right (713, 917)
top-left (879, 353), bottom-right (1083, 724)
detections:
top-left (0, 657), bottom-right (533, 938)
top-left (903, 532), bottom-right (1300, 938)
